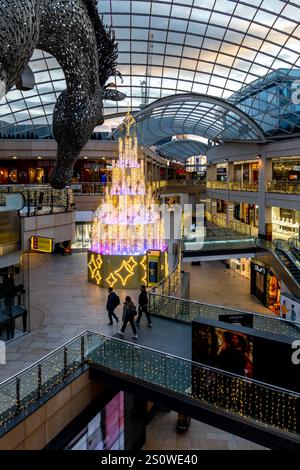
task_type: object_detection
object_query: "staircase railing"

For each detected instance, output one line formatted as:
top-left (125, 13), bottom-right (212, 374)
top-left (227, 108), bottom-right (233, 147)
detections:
top-left (0, 331), bottom-right (299, 440)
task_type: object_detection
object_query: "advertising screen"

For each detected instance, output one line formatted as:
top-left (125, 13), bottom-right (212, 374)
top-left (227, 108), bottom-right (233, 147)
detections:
top-left (67, 392), bottom-right (124, 450)
top-left (193, 324), bottom-right (253, 378)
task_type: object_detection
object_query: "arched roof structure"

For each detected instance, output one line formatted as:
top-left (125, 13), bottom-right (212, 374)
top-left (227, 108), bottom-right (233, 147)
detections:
top-left (0, 0), bottom-right (300, 140)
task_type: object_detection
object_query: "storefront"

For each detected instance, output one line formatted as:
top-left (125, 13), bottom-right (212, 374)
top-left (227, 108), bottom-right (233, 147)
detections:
top-left (0, 159), bottom-right (111, 185)
top-left (250, 261), bottom-right (281, 315)
top-left (233, 161), bottom-right (259, 184)
top-left (272, 207), bottom-right (300, 240)
top-left (0, 160), bottom-right (55, 185)
top-left (73, 160), bottom-right (110, 183)
top-left (234, 202), bottom-right (259, 227)
top-left (216, 164), bottom-right (227, 182)
top-left (72, 211), bottom-right (94, 250)
top-left (216, 199), bottom-right (226, 213)
top-left (228, 258), bottom-right (251, 279)
top-left (0, 252), bottom-right (30, 342)
top-left (272, 158), bottom-right (300, 181)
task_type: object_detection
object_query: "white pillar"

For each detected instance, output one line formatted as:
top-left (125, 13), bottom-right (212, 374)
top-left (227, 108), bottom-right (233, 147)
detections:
top-left (258, 154), bottom-right (272, 239)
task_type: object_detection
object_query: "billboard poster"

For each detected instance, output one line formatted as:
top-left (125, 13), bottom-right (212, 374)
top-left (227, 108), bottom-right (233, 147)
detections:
top-left (280, 293), bottom-right (300, 322)
top-left (193, 324), bottom-right (253, 378)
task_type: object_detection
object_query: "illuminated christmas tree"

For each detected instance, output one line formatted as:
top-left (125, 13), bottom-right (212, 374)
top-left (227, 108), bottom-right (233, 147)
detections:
top-left (88, 113), bottom-right (168, 289)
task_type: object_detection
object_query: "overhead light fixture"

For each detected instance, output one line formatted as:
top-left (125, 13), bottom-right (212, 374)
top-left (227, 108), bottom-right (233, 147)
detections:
top-left (257, 154), bottom-right (261, 159)
top-left (37, 156), bottom-right (42, 160)
top-left (84, 157), bottom-right (88, 160)
top-left (12, 156), bottom-right (17, 160)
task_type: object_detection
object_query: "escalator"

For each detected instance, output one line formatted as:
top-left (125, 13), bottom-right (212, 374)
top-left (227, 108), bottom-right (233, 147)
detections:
top-left (257, 239), bottom-right (300, 299)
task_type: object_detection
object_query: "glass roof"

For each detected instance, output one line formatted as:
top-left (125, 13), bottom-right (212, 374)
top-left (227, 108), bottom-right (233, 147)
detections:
top-left (157, 139), bottom-right (208, 160)
top-left (1, 0), bottom-right (300, 139)
top-left (114, 93), bottom-right (266, 144)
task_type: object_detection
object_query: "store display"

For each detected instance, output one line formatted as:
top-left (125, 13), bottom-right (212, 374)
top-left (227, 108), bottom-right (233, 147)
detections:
top-left (272, 216), bottom-right (299, 237)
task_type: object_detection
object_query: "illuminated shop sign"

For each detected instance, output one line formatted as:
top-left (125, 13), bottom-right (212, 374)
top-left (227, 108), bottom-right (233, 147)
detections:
top-left (30, 236), bottom-right (54, 253)
top-left (253, 264), bottom-right (266, 274)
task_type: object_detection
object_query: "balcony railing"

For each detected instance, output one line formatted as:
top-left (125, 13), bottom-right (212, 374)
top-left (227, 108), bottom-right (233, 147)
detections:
top-left (149, 294), bottom-right (300, 340)
top-left (149, 247), bottom-right (182, 298)
top-left (162, 179), bottom-right (206, 189)
top-left (207, 181), bottom-right (258, 191)
top-left (267, 181), bottom-right (300, 194)
top-left (0, 331), bottom-right (299, 438)
top-left (0, 185), bottom-right (74, 216)
top-left (70, 182), bottom-right (107, 195)
top-left (205, 212), bottom-right (258, 236)
top-left (206, 181), bottom-right (227, 190)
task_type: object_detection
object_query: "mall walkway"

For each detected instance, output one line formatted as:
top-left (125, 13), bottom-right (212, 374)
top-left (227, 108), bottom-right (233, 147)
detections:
top-left (0, 253), bottom-right (270, 450)
top-left (144, 411), bottom-right (266, 451)
top-left (0, 253), bottom-right (274, 383)
top-left (0, 252), bottom-right (191, 383)
top-left (185, 261), bottom-right (271, 315)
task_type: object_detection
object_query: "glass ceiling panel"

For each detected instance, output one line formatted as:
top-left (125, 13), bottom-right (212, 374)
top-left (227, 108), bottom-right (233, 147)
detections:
top-left (1, 0), bottom-right (300, 140)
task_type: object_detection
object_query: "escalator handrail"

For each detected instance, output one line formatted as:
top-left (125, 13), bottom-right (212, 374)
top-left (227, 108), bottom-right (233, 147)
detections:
top-left (255, 238), bottom-right (300, 289)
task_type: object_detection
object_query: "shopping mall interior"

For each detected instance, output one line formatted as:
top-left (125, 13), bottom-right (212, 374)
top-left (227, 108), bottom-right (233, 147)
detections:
top-left (0, 0), bottom-right (300, 454)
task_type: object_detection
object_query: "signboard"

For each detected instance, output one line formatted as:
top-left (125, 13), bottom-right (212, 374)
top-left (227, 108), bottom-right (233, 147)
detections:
top-left (280, 292), bottom-right (300, 322)
top-left (30, 236), bottom-right (54, 253)
top-left (147, 250), bottom-right (161, 287)
top-left (253, 263), bottom-right (266, 274)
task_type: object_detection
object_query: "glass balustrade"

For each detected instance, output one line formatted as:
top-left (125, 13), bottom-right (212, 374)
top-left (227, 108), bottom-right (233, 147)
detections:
top-left (0, 184), bottom-right (73, 215)
top-left (0, 331), bottom-right (298, 437)
top-left (206, 181), bottom-right (258, 191)
top-left (149, 294), bottom-right (300, 339)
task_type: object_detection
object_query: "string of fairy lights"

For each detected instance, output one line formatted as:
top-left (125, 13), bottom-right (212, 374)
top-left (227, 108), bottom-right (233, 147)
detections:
top-left (0, 332), bottom-right (298, 435)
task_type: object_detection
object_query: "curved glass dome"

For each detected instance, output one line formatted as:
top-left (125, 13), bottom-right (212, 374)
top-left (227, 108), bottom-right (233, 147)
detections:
top-left (157, 139), bottom-right (208, 160)
top-left (114, 93), bottom-right (266, 144)
top-left (1, 0), bottom-right (300, 139)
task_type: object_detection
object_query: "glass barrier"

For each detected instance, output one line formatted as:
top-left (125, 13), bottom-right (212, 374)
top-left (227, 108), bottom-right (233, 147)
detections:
top-left (70, 182), bottom-right (107, 195)
top-left (0, 184), bottom-right (74, 216)
top-left (149, 248), bottom-right (181, 298)
top-left (184, 238), bottom-right (256, 252)
top-left (267, 181), bottom-right (300, 194)
top-left (205, 212), bottom-right (257, 236)
top-left (0, 331), bottom-right (299, 436)
top-left (207, 181), bottom-right (258, 191)
top-left (149, 294), bottom-right (300, 339)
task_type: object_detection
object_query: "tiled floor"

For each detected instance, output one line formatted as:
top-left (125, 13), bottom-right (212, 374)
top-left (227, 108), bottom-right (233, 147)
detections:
top-left (0, 252), bottom-right (273, 450)
top-left (143, 411), bottom-right (267, 450)
top-left (0, 252), bottom-right (191, 383)
top-left (0, 254), bottom-right (273, 383)
top-left (185, 261), bottom-right (272, 315)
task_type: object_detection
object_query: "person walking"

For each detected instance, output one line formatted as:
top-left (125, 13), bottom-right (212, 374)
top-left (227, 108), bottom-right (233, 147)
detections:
top-left (136, 285), bottom-right (152, 327)
top-left (106, 287), bottom-right (120, 325)
top-left (119, 296), bottom-right (138, 339)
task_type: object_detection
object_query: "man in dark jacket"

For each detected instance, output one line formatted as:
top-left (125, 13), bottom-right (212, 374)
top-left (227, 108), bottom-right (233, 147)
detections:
top-left (106, 287), bottom-right (119, 325)
top-left (136, 285), bottom-right (152, 327)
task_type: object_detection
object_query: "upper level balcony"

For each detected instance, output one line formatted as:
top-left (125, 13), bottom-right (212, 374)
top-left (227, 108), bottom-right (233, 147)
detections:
top-left (0, 184), bottom-right (74, 216)
top-left (206, 181), bottom-right (258, 192)
top-left (267, 181), bottom-right (300, 194)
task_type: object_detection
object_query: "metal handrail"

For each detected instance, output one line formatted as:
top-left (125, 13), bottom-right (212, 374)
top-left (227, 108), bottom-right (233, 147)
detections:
top-left (0, 330), bottom-right (299, 437)
top-left (149, 292), bottom-right (300, 328)
top-left (0, 184), bottom-right (74, 216)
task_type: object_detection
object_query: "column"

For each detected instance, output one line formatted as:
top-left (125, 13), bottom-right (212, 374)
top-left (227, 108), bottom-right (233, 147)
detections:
top-left (225, 161), bottom-right (234, 226)
top-left (258, 154), bottom-right (272, 239)
top-left (226, 202), bottom-right (235, 227)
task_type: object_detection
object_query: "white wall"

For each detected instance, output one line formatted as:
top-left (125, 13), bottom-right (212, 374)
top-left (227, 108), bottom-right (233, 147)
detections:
top-left (21, 212), bottom-right (75, 250)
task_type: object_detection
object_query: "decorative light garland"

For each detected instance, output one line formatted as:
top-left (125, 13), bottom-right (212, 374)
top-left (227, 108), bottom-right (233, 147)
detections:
top-left (90, 113), bottom-right (167, 257)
